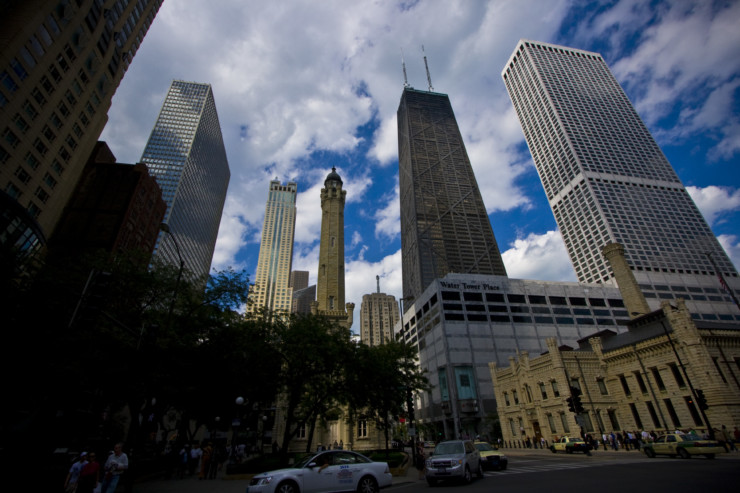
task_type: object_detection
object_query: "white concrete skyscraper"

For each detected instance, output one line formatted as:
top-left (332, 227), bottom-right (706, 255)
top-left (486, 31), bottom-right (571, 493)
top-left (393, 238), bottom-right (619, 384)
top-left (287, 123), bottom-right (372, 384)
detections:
top-left (248, 179), bottom-right (297, 315)
top-left (503, 40), bottom-right (738, 321)
top-left (142, 80), bottom-right (230, 280)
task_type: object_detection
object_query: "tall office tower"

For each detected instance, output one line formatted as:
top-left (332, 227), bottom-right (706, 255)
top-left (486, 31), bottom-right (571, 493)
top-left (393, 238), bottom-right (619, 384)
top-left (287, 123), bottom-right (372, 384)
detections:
top-left (397, 87), bottom-right (507, 302)
top-left (502, 40), bottom-right (738, 318)
top-left (310, 167), bottom-right (354, 328)
top-left (0, 0), bottom-right (163, 257)
top-left (247, 180), bottom-right (298, 315)
top-left (359, 275), bottom-right (399, 347)
top-left (142, 80), bottom-right (230, 280)
top-left (290, 270), bottom-right (309, 291)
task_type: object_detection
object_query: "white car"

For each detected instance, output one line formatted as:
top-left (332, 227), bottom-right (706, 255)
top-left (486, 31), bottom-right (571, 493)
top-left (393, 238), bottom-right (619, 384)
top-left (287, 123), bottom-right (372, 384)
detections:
top-left (247, 450), bottom-right (393, 493)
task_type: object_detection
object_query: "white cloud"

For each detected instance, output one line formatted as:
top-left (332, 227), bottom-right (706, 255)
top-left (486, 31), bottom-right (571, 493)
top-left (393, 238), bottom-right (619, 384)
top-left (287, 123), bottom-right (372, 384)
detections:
top-left (373, 185), bottom-right (400, 240)
top-left (717, 234), bottom-right (740, 272)
top-left (686, 185), bottom-right (740, 226)
top-left (501, 231), bottom-right (577, 282)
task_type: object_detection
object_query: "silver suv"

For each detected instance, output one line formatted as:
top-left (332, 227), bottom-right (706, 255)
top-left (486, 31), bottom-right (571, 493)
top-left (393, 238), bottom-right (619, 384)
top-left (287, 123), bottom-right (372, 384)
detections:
top-left (425, 439), bottom-right (483, 486)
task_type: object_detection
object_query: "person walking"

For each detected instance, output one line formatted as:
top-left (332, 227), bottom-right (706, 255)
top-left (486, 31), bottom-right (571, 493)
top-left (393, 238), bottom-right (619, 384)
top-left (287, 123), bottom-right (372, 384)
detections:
top-left (77, 452), bottom-right (100, 493)
top-left (64, 452), bottom-right (88, 493)
top-left (101, 443), bottom-right (128, 493)
top-left (415, 442), bottom-right (426, 480)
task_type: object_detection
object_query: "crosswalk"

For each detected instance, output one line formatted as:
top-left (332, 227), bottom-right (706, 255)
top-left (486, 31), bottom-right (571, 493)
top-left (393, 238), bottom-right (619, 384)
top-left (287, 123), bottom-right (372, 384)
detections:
top-left (484, 457), bottom-right (672, 476)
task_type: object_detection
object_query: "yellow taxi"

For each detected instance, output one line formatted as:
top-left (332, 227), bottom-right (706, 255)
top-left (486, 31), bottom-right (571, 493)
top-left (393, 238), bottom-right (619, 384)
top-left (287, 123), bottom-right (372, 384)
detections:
top-left (473, 442), bottom-right (508, 471)
top-left (642, 433), bottom-right (725, 459)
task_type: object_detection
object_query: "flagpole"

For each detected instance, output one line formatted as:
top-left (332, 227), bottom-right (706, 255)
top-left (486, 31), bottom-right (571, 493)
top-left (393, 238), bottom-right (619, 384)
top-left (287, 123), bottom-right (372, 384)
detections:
top-left (706, 252), bottom-right (740, 311)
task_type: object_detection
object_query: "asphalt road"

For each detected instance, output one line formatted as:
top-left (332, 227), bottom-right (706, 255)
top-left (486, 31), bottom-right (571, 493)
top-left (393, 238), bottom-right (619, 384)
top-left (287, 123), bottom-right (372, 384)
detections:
top-left (129, 449), bottom-right (740, 493)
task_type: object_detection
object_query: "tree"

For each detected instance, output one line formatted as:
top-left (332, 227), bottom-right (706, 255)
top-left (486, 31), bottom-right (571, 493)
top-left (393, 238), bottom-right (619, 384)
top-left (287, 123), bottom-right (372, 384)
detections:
top-left (346, 340), bottom-right (429, 455)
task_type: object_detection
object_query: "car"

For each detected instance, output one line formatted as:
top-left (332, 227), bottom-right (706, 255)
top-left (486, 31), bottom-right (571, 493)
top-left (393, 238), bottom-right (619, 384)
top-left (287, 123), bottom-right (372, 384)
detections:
top-left (642, 433), bottom-right (726, 459)
top-left (425, 439), bottom-right (483, 486)
top-left (550, 436), bottom-right (591, 455)
top-left (473, 441), bottom-right (508, 470)
top-left (246, 450), bottom-right (392, 493)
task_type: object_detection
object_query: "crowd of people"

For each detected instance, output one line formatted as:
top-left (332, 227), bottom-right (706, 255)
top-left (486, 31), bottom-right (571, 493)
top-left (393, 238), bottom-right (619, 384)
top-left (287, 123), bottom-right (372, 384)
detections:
top-left (63, 442), bottom-right (128, 493)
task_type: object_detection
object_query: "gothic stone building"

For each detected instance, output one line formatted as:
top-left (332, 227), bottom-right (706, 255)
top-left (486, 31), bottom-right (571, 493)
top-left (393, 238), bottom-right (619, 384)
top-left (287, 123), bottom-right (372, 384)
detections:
top-left (490, 299), bottom-right (740, 444)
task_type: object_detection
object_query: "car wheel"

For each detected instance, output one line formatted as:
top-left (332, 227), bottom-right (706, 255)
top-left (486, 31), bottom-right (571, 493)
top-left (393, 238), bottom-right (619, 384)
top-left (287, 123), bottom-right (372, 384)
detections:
top-left (501, 462), bottom-right (507, 471)
top-left (463, 466), bottom-right (472, 484)
top-left (644, 448), bottom-right (656, 458)
top-left (678, 448), bottom-right (690, 459)
top-left (705, 454), bottom-right (715, 459)
top-left (476, 461), bottom-right (484, 479)
top-left (550, 447), bottom-right (556, 453)
top-left (277, 481), bottom-right (299, 493)
top-left (426, 478), bottom-right (437, 487)
top-left (357, 475), bottom-right (378, 493)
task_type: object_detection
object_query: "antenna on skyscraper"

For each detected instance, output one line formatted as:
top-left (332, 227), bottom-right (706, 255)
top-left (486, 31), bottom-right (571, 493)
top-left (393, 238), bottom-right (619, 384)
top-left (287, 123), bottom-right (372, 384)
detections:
top-left (401, 48), bottom-right (410, 88)
top-left (376, 275), bottom-right (380, 293)
top-left (422, 45), bottom-right (434, 92)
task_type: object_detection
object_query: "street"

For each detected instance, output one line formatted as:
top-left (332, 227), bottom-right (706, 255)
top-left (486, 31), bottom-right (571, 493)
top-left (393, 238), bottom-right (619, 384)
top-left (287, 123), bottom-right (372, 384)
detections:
top-left (129, 448), bottom-right (740, 493)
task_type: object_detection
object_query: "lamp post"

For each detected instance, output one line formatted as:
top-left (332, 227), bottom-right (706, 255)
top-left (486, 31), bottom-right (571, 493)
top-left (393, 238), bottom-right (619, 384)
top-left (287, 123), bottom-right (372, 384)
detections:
top-left (159, 223), bottom-right (185, 321)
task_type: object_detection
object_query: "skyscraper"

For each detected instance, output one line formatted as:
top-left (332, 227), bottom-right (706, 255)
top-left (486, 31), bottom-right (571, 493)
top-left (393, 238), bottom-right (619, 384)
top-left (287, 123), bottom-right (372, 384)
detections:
top-left (142, 80), bottom-right (230, 280)
top-left (502, 40), bottom-right (738, 318)
top-left (311, 167), bottom-right (354, 328)
top-left (248, 180), bottom-right (297, 315)
top-left (397, 87), bottom-right (507, 302)
top-left (0, 0), bottom-right (163, 255)
top-left (359, 276), bottom-right (399, 347)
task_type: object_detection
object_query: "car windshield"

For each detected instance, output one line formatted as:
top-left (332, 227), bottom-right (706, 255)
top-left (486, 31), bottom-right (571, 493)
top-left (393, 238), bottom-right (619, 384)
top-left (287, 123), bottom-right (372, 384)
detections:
top-left (434, 442), bottom-right (464, 455)
top-left (474, 443), bottom-right (494, 452)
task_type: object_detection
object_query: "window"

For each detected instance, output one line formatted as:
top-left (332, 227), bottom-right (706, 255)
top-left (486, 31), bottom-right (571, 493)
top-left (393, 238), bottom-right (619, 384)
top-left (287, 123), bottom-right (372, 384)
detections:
top-left (597, 378), bottom-right (608, 395)
top-left (629, 403), bottom-right (643, 429)
top-left (668, 363), bottom-right (685, 387)
top-left (547, 414), bottom-right (557, 434)
top-left (633, 371), bottom-right (647, 393)
top-left (645, 401), bottom-right (661, 428)
top-left (559, 413), bottom-right (570, 433)
top-left (619, 375), bottom-right (631, 396)
top-left (651, 368), bottom-right (666, 391)
top-left (357, 420), bottom-right (367, 438)
top-left (664, 399), bottom-right (681, 428)
top-left (455, 367), bottom-right (477, 400)
top-left (684, 396), bottom-right (703, 426)
top-left (712, 358), bottom-right (728, 383)
top-left (513, 390), bottom-right (519, 405)
top-left (607, 409), bottom-right (620, 431)
top-left (551, 381), bottom-right (560, 397)
top-left (438, 369), bottom-right (449, 402)
top-left (539, 382), bottom-right (548, 400)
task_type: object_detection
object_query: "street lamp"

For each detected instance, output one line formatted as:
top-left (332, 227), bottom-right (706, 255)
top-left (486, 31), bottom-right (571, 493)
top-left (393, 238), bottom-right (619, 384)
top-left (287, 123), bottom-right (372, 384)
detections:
top-left (159, 222), bottom-right (185, 320)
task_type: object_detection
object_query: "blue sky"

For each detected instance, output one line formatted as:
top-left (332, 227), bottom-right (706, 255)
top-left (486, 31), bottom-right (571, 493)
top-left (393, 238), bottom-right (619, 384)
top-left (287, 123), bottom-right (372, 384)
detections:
top-left (100, 0), bottom-right (740, 334)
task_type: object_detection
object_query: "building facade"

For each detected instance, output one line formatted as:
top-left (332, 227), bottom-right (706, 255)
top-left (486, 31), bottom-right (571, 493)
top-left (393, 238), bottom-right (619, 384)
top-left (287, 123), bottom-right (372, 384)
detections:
top-left (502, 40), bottom-right (739, 321)
top-left (248, 180), bottom-right (297, 316)
top-left (311, 167), bottom-right (354, 328)
top-left (397, 272), bottom-right (629, 441)
top-left (50, 141), bottom-right (165, 257)
top-left (397, 87), bottom-right (507, 302)
top-left (359, 277), bottom-right (400, 347)
top-left (0, 0), bottom-right (163, 258)
top-left (491, 300), bottom-right (740, 445)
top-left (142, 80), bottom-right (230, 280)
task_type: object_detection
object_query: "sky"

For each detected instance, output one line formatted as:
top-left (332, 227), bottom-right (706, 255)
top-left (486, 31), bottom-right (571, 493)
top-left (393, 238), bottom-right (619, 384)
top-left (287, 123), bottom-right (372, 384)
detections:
top-left (100, 0), bottom-right (740, 335)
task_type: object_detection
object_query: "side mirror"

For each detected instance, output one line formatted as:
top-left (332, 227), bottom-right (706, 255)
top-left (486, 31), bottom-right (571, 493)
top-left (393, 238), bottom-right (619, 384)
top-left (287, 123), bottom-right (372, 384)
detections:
top-left (307, 462), bottom-right (317, 468)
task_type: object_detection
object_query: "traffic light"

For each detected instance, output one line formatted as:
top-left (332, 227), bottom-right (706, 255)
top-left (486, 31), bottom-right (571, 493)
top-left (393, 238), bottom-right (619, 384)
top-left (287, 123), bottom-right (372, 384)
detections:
top-left (406, 387), bottom-right (415, 422)
top-left (566, 396), bottom-right (576, 413)
top-left (695, 389), bottom-right (709, 411)
top-left (573, 394), bottom-right (585, 414)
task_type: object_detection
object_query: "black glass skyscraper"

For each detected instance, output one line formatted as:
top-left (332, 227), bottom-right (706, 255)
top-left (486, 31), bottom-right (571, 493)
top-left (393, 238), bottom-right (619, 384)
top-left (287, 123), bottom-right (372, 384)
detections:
top-left (142, 80), bottom-right (230, 280)
top-left (397, 88), bottom-right (507, 301)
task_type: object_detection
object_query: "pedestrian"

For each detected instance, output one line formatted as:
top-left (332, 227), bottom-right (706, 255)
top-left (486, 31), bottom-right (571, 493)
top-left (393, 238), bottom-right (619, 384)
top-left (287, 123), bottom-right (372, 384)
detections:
top-left (415, 442), bottom-right (426, 480)
top-left (189, 443), bottom-right (202, 475)
top-left (721, 425), bottom-right (735, 452)
top-left (101, 442), bottom-right (128, 493)
top-left (77, 452), bottom-right (100, 493)
top-left (65, 451), bottom-right (88, 493)
top-left (199, 442), bottom-right (213, 480)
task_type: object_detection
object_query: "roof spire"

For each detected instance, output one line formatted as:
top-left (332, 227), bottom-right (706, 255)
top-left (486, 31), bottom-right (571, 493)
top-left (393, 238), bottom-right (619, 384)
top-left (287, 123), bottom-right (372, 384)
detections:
top-left (401, 48), bottom-right (410, 88)
top-left (422, 44), bottom-right (434, 92)
top-left (376, 275), bottom-right (380, 293)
